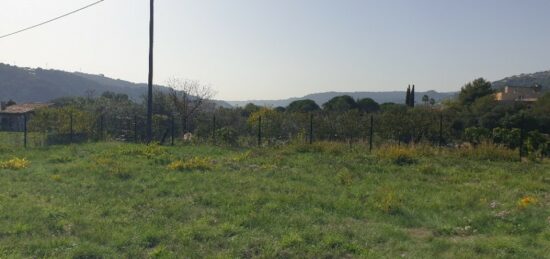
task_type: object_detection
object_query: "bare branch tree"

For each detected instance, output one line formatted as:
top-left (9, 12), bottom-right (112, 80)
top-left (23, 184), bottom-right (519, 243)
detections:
top-left (166, 78), bottom-right (216, 133)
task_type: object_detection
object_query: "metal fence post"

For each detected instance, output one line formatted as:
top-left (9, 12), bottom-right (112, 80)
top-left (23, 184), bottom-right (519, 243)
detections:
top-left (23, 114), bottom-right (28, 148)
top-left (100, 113), bottom-right (104, 141)
top-left (212, 114), bottom-right (216, 145)
top-left (519, 113), bottom-right (525, 160)
top-left (258, 116), bottom-right (262, 147)
top-left (369, 115), bottom-right (374, 152)
top-left (69, 112), bottom-right (74, 143)
top-left (439, 112), bottom-right (443, 147)
top-left (171, 114), bottom-right (175, 146)
top-left (134, 115), bottom-right (138, 143)
top-left (309, 113), bottom-right (313, 144)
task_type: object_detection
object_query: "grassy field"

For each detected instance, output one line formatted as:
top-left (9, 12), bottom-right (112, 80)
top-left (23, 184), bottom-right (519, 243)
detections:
top-left (0, 142), bottom-right (549, 258)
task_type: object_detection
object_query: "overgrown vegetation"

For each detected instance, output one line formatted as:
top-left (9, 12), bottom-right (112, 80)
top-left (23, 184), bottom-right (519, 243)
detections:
top-left (0, 142), bottom-right (548, 257)
top-left (3, 77), bottom-right (546, 160)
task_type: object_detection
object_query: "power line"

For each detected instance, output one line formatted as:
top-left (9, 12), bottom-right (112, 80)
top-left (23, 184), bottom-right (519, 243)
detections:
top-left (0, 0), bottom-right (105, 40)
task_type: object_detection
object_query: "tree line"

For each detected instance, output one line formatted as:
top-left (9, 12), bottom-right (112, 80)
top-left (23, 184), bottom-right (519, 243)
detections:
top-left (19, 78), bottom-right (550, 157)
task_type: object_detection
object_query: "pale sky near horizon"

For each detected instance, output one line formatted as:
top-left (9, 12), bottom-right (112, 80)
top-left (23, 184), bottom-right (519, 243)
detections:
top-left (1, 0), bottom-right (550, 100)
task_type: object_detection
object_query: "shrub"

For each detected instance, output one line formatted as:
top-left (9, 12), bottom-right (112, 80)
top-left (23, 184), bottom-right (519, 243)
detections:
top-left (168, 157), bottom-right (213, 171)
top-left (492, 127), bottom-right (520, 148)
top-left (215, 127), bottom-right (239, 146)
top-left (115, 143), bottom-right (167, 159)
top-left (465, 127), bottom-right (491, 145)
top-left (375, 188), bottom-right (403, 214)
top-left (49, 155), bottom-right (73, 164)
top-left (0, 157), bottom-right (30, 170)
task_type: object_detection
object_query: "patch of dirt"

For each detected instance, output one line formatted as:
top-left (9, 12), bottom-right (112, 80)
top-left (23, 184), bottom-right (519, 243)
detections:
top-left (407, 228), bottom-right (433, 240)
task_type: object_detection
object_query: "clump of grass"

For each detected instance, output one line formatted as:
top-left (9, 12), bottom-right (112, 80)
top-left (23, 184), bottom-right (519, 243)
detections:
top-left (337, 168), bottom-right (353, 186)
top-left (280, 232), bottom-right (304, 248)
top-left (374, 187), bottom-right (403, 214)
top-left (168, 157), bottom-right (213, 171)
top-left (116, 143), bottom-right (167, 159)
top-left (231, 151), bottom-right (252, 162)
top-left (456, 143), bottom-right (517, 161)
top-left (50, 174), bottom-right (62, 182)
top-left (93, 157), bottom-right (132, 180)
top-left (49, 154), bottom-right (73, 164)
top-left (418, 164), bottom-right (440, 175)
top-left (0, 157), bottom-right (30, 170)
top-left (377, 146), bottom-right (416, 165)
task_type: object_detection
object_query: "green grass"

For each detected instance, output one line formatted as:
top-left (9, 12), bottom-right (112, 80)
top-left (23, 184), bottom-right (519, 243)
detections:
top-left (0, 142), bottom-right (549, 258)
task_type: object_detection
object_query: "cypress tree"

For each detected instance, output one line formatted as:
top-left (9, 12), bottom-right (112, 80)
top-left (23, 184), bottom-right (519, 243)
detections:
top-left (405, 85), bottom-right (411, 106)
top-left (411, 84), bottom-right (415, 107)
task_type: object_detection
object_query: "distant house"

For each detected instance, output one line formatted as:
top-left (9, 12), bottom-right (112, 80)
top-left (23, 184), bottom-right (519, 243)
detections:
top-left (0, 103), bottom-right (52, 131)
top-left (495, 85), bottom-right (543, 102)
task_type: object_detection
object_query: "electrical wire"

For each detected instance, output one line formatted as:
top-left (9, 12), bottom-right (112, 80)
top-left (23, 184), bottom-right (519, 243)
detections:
top-left (0, 0), bottom-right (105, 40)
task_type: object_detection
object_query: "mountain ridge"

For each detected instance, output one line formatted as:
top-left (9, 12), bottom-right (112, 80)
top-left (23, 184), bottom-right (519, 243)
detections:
top-left (0, 63), bottom-right (232, 107)
top-left (2, 63), bottom-right (549, 107)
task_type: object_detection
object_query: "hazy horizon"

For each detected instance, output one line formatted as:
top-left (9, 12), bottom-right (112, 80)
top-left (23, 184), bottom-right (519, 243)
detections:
top-left (2, 0), bottom-right (550, 100)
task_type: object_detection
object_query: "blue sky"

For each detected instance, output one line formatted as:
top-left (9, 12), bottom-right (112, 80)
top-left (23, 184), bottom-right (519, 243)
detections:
top-left (1, 0), bottom-right (550, 100)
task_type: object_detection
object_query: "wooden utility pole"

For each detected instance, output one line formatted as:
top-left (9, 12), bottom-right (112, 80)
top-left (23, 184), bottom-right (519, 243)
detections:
top-left (146, 0), bottom-right (154, 143)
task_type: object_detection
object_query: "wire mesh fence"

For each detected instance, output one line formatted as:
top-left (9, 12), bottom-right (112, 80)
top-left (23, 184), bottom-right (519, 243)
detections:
top-left (0, 106), bottom-right (547, 161)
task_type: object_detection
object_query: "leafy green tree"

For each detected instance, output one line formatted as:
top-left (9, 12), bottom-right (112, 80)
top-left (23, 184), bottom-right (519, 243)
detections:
top-left (458, 78), bottom-right (494, 105)
top-left (357, 98), bottom-right (380, 113)
top-left (274, 106), bottom-right (286, 113)
top-left (464, 127), bottom-right (491, 145)
top-left (405, 86), bottom-right (411, 106)
top-left (242, 103), bottom-right (261, 117)
top-left (322, 95), bottom-right (358, 112)
top-left (410, 85), bottom-right (416, 107)
top-left (379, 102), bottom-right (402, 112)
top-left (286, 99), bottom-right (320, 113)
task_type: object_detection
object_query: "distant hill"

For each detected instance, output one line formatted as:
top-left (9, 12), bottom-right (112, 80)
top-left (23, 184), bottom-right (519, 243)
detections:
top-left (0, 63), bottom-right (232, 107)
top-left (228, 70), bottom-right (550, 107)
top-left (3, 62), bottom-right (549, 108)
top-left (492, 70), bottom-right (550, 90)
top-left (227, 90), bottom-right (457, 107)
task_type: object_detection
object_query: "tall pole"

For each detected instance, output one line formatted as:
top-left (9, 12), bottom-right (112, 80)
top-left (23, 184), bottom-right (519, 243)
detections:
top-left (212, 115), bottom-right (216, 145)
top-left (258, 116), bottom-right (262, 147)
top-left (23, 114), bottom-right (28, 149)
top-left (171, 114), bottom-right (175, 146)
top-left (70, 112), bottom-right (74, 143)
top-left (146, 0), bottom-right (154, 143)
top-left (134, 115), bottom-right (138, 143)
top-left (519, 113), bottom-right (525, 160)
top-left (309, 114), bottom-right (313, 144)
top-left (439, 112), bottom-right (443, 147)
